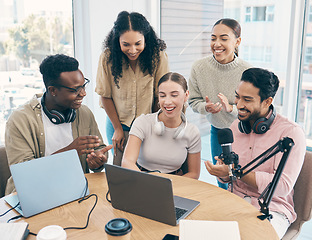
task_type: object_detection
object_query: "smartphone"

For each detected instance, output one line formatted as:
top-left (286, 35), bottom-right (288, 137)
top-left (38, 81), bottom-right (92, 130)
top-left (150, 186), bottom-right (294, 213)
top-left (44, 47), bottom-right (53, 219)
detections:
top-left (162, 234), bottom-right (179, 240)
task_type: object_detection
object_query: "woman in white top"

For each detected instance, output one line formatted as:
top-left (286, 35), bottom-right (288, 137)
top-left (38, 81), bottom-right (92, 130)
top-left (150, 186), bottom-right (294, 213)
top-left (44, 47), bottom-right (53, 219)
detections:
top-left (122, 72), bottom-right (201, 179)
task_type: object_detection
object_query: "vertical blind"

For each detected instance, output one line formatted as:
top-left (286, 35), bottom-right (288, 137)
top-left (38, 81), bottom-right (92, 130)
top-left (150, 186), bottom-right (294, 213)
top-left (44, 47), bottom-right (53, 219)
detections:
top-left (160, 0), bottom-right (223, 79)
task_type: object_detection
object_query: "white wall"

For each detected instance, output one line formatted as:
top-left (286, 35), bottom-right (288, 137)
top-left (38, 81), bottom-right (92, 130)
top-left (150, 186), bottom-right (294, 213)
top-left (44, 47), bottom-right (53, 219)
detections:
top-left (73, 0), bottom-right (160, 143)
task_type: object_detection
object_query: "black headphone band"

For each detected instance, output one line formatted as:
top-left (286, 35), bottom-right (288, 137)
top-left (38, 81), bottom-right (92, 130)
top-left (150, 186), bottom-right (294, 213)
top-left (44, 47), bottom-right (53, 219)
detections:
top-left (238, 105), bottom-right (276, 134)
top-left (41, 93), bottom-right (76, 124)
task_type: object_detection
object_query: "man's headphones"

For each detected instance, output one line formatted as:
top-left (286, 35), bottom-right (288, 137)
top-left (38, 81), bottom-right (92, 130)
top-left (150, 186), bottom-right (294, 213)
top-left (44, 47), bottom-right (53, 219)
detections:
top-left (238, 104), bottom-right (276, 134)
top-left (41, 93), bottom-right (76, 124)
top-left (154, 110), bottom-right (187, 139)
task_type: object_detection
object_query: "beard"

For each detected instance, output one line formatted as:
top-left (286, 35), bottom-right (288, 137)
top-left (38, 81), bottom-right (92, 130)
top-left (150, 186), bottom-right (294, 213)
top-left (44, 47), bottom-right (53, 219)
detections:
top-left (238, 108), bottom-right (262, 123)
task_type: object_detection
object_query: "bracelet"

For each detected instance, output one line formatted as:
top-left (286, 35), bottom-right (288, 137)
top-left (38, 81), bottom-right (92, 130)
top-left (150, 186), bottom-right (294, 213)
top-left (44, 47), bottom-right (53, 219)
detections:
top-left (91, 165), bottom-right (104, 171)
top-left (219, 177), bottom-right (231, 183)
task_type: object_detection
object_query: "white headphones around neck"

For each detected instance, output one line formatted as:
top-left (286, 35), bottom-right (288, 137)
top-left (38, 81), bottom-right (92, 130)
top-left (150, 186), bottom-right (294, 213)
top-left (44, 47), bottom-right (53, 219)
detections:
top-left (154, 110), bottom-right (187, 139)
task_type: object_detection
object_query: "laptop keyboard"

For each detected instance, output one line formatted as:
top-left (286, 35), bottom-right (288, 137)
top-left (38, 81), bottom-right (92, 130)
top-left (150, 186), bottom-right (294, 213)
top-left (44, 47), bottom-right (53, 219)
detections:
top-left (175, 207), bottom-right (187, 220)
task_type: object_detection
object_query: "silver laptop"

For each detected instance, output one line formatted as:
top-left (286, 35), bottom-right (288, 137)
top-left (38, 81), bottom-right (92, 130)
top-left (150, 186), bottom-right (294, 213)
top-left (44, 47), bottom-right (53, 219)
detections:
top-left (4, 149), bottom-right (89, 217)
top-left (104, 164), bottom-right (200, 226)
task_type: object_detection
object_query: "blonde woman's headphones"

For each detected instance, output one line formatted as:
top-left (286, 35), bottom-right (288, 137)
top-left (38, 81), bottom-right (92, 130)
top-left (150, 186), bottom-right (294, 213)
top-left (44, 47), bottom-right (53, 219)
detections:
top-left (154, 110), bottom-right (187, 139)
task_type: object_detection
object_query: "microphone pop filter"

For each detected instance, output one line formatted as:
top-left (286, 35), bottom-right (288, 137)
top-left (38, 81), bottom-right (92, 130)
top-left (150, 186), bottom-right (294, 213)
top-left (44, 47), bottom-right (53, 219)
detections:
top-left (218, 128), bottom-right (234, 145)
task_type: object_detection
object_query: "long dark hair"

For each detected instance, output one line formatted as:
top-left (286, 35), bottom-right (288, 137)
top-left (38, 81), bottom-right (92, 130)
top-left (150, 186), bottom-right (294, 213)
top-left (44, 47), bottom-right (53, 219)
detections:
top-left (103, 11), bottom-right (167, 88)
top-left (213, 18), bottom-right (241, 56)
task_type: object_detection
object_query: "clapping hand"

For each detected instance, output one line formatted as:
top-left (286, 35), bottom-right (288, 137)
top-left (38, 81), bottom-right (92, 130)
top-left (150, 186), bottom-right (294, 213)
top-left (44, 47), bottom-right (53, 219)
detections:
top-left (205, 96), bottom-right (222, 114)
top-left (218, 93), bottom-right (233, 113)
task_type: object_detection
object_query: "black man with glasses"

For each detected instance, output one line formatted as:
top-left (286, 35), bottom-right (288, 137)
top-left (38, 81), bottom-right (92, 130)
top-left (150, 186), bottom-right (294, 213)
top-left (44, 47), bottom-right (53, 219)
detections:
top-left (5, 54), bottom-right (112, 195)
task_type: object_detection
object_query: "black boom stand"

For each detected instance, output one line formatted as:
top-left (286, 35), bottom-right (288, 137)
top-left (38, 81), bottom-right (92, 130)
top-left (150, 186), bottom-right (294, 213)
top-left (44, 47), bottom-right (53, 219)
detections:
top-left (226, 137), bottom-right (294, 221)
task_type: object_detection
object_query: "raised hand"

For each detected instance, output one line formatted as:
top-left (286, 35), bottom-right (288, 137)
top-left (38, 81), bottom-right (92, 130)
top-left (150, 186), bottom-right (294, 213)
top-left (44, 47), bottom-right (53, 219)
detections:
top-left (87, 145), bottom-right (113, 169)
top-left (66, 135), bottom-right (101, 156)
top-left (204, 156), bottom-right (229, 178)
top-left (205, 96), bottom-right (222, 114)
top-left (218, 93), bottom-right (233, 113)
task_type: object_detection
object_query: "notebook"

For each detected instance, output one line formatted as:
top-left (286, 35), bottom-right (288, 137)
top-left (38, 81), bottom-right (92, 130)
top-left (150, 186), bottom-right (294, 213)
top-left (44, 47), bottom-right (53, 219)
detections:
top-left (179, 220), bottom-right (241, 240)
top-left (104, 164), bottom-right (200, 226)
top-left (0, 223), bottom-right (29, 240)
top-left (4, 149), bottom-right (89, 217)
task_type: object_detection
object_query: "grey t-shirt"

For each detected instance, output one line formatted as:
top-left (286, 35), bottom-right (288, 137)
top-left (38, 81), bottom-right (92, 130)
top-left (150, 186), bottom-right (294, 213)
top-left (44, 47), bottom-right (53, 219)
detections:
top-left (130, 112), bottom-right (201, 173)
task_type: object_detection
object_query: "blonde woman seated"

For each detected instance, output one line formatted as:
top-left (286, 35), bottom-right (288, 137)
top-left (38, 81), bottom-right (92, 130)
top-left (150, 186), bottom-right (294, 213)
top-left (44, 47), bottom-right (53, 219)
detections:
top-left (122, 72), bottom-right (201, 179)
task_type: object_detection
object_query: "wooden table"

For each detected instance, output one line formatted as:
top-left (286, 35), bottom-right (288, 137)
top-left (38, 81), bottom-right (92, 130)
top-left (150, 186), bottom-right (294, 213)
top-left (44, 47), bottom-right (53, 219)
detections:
top-left (0, 172), bottom-right (278, 239)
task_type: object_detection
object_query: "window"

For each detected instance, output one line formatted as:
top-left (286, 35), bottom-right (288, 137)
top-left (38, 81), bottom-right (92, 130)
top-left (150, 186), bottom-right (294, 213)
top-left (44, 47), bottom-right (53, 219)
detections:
top-left (264, 46), bottom-right (272, 62)
top-left (266, 6), bottom-right (274, 21)
top-left (244, 5), bottom-right (275, 22)
top-left (160, 0), bottom-right (223, 159)
top-left (245, 7), bottom-right (251, 22)
top-left (0, 0), bottom-right (73, 144)
top-left (244, 46), bottom-right (271, 63)
top-left (305, 47), bottom-right (312, 67)
top-left (253, 6), bottom-right (266, 21)
top-left (226, 0), bottom-right (312, 149)
top-left (242, 45), bottom-right (250, 61)
top-left (298, 0), bottom-right (312, 149)
top-left (160, 0), bottom-right (223, 79)
top-left (250, 46), bottom-right (264, 61)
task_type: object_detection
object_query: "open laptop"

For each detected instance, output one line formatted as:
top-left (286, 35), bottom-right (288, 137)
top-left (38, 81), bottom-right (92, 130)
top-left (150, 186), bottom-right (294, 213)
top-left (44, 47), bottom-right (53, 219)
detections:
top-left (4, 149), bottom-right (89, 217)
top-left (104, 164), bottom-right (200, 226)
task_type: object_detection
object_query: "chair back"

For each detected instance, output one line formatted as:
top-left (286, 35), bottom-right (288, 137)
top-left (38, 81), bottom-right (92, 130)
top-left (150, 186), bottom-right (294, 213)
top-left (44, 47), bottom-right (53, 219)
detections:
top-left (282, 151), bottom-right (312, 240)
top-left (0, 145), bottom-right (10, 197)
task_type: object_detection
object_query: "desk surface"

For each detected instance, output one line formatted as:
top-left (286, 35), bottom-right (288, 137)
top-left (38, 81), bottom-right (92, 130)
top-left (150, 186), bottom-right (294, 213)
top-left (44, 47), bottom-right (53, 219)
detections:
top-left (0, 172), bottom-right (278, 239)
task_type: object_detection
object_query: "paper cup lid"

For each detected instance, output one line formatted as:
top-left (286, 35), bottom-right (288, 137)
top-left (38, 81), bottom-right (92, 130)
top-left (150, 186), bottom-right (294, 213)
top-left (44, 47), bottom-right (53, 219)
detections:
top-left (36, 225), bottom-right (67, 240)
top-left (105, 218), bottom-right (132, 236)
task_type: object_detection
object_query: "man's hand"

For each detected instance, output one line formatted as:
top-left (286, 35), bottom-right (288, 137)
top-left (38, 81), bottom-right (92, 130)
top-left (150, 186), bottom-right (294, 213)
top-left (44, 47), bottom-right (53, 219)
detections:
top-left (218, 93), bottom-right (233, 113)
top-left (67, 136), bottom-right (101, 156)
top-left (205, 96), bottom-right (222, 114)
top-left (87, 145), bottom-right (113, 170)
top-left (204, 156), bottom-right (229, 178)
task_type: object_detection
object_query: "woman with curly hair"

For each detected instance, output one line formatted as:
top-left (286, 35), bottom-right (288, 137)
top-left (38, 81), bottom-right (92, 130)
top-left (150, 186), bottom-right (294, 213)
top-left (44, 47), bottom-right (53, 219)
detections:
top-left (95, 11), bottom-right (169, 166)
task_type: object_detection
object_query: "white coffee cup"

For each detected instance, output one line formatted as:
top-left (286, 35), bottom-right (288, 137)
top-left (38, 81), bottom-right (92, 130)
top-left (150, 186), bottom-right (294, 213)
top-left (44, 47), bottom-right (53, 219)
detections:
top-left (36, 225), bottom-right (67, 240)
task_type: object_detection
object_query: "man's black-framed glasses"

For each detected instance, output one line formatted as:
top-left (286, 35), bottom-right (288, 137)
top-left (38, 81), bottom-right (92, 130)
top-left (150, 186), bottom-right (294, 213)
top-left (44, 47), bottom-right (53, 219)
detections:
top-left (53, 78), bottom-right (90, 95)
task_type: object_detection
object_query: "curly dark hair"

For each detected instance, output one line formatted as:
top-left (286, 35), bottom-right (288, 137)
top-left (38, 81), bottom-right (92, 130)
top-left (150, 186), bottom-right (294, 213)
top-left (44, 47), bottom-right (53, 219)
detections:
top-left (103, 11), bottom-right (167, 88)
top-left (39, 54), bottom-right (79, 89)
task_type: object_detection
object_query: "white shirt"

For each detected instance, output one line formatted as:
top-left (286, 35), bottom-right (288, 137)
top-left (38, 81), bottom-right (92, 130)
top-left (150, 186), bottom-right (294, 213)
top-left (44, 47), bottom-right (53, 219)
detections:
top-left (40, 99), bottom-right (73, 156)
top-left (130, 112), bottom-right (201, 173)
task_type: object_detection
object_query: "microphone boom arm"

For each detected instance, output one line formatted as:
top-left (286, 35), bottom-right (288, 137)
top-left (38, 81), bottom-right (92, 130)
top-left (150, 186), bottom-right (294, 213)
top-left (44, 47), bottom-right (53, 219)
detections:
top-left (232, 137), bottom-right (294, 221)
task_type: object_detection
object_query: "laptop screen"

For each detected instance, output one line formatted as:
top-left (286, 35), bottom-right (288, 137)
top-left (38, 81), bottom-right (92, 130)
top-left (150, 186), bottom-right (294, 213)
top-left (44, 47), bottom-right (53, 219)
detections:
top-left (7, 149), bottom-right (88, 217)
top-left (104, 164), bottom-right (199, 226)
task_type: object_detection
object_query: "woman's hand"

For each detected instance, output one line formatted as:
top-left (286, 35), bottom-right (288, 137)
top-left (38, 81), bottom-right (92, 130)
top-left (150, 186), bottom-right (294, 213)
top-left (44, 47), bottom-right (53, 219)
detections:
top-left (205, 96), bottom-right (222, 114)
top-left (112, 127), bottom-right (125, 156)
top-left (218, 93), bottom-right (233, 113)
